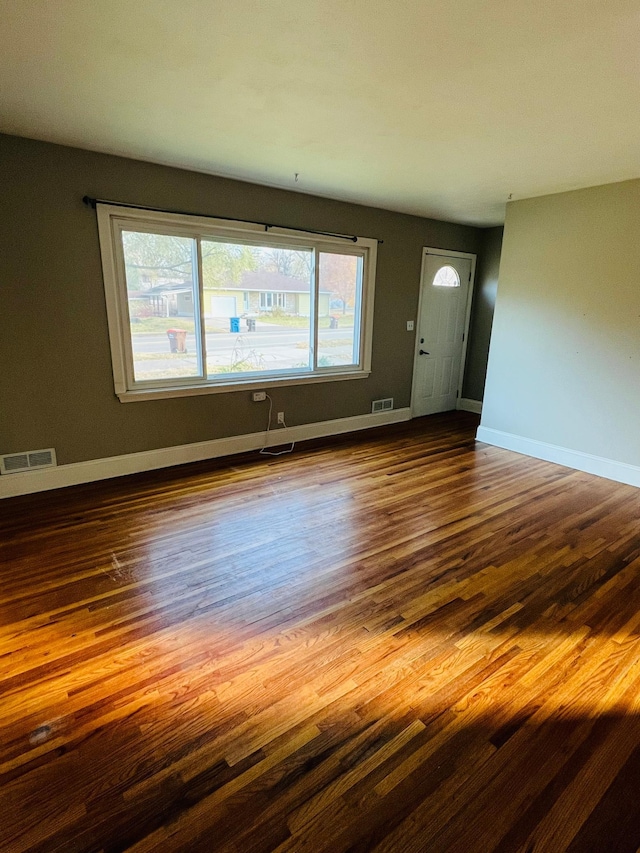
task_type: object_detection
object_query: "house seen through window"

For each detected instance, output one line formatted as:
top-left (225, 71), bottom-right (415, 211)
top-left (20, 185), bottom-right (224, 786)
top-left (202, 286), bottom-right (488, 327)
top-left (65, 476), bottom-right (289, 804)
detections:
top-left (97, 205), bottom-right (377, 400)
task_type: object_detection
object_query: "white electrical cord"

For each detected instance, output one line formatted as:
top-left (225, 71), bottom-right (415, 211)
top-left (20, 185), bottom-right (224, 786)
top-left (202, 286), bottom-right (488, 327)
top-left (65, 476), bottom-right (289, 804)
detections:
top-left (259, 394), bottom-right (295, 456)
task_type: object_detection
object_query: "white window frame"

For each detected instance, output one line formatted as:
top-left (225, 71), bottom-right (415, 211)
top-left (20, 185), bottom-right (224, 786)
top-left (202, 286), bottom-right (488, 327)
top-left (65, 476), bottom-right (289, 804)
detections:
top-left (96, 204), bottom-right (377, 402)
top-left (260, 292), bottom-right (287, 310)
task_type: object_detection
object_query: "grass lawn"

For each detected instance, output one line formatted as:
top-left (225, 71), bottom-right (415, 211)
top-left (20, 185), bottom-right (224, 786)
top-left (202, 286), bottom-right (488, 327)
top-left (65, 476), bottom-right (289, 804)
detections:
top-left (131, 314), bottom-right (355, 333)
top-left (130, 317), bottom-right (227, 334)
top-left (258, 314), bottom-right (354, 329)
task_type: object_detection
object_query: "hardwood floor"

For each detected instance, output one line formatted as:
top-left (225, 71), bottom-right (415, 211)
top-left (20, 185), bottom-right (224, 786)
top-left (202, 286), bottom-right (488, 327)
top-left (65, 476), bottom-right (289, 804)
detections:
top-left (2, 411), bottom-right (640, 852)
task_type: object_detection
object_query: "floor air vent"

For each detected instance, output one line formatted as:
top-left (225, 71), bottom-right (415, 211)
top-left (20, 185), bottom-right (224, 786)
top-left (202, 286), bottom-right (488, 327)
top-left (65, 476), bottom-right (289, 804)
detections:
top-left (372, 398), bottom-right (394, 414)
top-left (1, 448), bottom-right (57, 475)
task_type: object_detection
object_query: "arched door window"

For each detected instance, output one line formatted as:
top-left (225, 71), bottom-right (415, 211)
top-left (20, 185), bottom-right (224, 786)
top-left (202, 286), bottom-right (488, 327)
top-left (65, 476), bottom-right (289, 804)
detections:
top-left (432, 265), bottom-right (460, 288)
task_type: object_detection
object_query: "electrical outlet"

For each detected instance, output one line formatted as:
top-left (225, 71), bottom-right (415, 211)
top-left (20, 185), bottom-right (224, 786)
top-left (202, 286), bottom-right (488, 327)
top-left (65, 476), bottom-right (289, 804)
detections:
top-left (277, 411), bottom-right (285, 424)
top-left (407, 320), bottom-right (414, 331)
top-left (252, 391), bottom-right (266, 402)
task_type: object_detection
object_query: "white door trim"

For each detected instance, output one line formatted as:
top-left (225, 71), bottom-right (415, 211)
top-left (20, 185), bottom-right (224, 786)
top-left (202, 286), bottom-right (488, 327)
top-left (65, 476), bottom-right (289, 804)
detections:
top-left (411, 247), bottom-right (477, 418)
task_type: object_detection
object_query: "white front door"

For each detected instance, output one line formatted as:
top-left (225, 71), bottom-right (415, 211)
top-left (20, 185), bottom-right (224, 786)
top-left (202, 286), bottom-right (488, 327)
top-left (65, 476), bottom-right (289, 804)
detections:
top-left (412, 250), bottom-right (473, 416)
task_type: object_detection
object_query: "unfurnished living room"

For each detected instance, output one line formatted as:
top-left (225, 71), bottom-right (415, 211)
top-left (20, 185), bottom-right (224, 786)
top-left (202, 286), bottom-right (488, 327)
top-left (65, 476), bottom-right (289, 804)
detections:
top-left (2, 2), bottom-right (640, 851)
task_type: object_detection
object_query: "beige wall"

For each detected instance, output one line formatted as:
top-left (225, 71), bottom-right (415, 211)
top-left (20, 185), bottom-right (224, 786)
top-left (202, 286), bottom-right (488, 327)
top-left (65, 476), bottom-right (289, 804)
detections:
top-left (480, 178), bottom-right (640, 467)
top-left (1, 134), bottom-right (483, 466)
top-left (462, 225), bottom-right (502, 401)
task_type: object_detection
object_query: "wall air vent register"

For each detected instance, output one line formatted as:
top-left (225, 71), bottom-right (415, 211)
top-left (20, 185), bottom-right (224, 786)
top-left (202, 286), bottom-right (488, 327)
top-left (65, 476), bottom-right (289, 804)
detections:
top-left (372, 398), bottom-right (394, 413)
top-left (0, 449), bottom-right (57, 475)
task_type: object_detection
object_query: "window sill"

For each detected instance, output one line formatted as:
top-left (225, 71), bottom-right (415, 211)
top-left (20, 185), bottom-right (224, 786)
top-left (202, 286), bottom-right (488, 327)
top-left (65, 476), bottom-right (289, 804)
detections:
top-left (116, 368), bottom-right (370, 402)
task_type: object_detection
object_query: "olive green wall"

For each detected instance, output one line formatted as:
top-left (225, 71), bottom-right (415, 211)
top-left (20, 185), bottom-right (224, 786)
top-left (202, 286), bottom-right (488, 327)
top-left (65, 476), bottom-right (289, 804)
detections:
top-left (462, 225), bottom-right (503, 401)
top-left (481, 178), bottom-right (640, 466)
top-left (1, 134), bottom-right (483, 466)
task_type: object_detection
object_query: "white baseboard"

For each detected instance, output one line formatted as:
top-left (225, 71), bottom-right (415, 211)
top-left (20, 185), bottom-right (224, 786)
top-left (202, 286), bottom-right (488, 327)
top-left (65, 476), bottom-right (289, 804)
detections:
top-left (457, 398), bottom-right (482, 414)
top-left (476, 426), bottom-right (640, 489)
top-left (0, 408), bottom-right (411, 499)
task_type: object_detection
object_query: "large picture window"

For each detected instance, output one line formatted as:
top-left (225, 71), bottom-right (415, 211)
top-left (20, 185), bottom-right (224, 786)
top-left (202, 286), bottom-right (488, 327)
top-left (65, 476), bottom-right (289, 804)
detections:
top-left (96, 205), bottom-right (377, 401)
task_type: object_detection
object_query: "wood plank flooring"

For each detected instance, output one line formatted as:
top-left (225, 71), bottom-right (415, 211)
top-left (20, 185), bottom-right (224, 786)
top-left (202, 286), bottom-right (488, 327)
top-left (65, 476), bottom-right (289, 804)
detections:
top-left (2, 411), bottom-right (640, 852)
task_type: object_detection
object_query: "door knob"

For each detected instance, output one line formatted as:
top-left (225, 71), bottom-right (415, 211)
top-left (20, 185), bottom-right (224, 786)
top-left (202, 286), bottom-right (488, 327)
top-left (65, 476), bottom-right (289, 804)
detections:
top-left (419, 349), bottom-right (430, 355)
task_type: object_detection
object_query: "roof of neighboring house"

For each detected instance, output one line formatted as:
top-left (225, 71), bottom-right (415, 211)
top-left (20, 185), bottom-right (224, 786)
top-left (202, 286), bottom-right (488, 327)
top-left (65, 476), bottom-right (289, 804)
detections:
top-left (129, 283), bottom-right (193, 298)
top-left (221, 271), bottom-right (330, 294)
top-left (147, 283), bottom-right (192, 295)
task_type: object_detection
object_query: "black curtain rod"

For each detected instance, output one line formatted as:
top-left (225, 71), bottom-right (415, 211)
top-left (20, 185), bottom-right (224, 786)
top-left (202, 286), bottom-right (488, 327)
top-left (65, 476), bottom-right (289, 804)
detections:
top-left (83, 196), bottom-right (383, 244)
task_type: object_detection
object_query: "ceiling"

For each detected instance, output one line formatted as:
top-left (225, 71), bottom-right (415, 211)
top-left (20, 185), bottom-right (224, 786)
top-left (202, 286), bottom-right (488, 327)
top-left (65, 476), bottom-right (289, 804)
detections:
top-left (1, 0), bottom-right (639, 226)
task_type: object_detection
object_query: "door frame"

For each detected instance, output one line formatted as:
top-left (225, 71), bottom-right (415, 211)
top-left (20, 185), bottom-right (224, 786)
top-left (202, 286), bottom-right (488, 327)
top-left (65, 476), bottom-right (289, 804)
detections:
top-left (410, 247), bottom-right (477, 418)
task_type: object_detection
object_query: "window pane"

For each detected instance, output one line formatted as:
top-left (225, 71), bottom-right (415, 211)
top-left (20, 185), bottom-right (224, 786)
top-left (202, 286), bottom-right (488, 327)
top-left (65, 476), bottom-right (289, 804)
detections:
top-left (122, 231), bottom-right (201, 382)
top-left (201, 240), bottom-right (313, 376)
top-left (432, 265), bottom-right (460, 287)
top-left (317, 253), bottom-right (362, 367)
